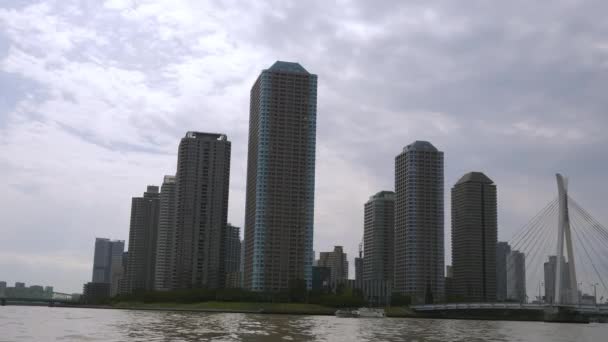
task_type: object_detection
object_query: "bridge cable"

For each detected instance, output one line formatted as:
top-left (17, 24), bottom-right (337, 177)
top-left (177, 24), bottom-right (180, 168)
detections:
top-left (569, 210), bottom-right (608, 299)
top-left (510, 198), bottom-right (559, 251)
top-left (526, 212), bottom-right (557, 295)
top-left (569, 198), bottom-right (608, 245)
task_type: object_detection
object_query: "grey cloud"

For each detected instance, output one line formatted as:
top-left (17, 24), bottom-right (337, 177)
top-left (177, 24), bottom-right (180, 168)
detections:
top-left (1, 0), bottom-right (607, 292)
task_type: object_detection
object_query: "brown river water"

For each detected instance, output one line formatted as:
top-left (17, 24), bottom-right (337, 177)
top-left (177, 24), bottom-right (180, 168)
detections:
top-left (0, 306), bottom-right (606, 341)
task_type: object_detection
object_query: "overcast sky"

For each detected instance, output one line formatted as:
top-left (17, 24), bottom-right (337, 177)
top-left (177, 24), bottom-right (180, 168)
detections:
top-left (1, 0), bottom-right (608, 294)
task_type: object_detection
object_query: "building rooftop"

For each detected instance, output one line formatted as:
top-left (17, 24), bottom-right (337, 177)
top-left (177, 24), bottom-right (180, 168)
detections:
top-left (369, 190), bottom-right (395, 201)
top-left (404, 140), bottom-right (438, 152)
top-left (455, 172), bottom-right (494, 185)
top-left (267, 61), bottom-right (310, 74)
top-left (184, 132), bottom-right (227, 141)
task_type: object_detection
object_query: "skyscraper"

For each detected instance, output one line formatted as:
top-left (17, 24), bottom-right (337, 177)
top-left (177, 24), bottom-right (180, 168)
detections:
top-left (363, 191), bottom-right (395, 283)
top-left (496, 241), bottom-right (511, 301)
top-left (91, 238), bottom-right (125, 296)
top-left (394, 141), bottom-right (444, 304)
top-left (451, 172), bottom-right (497, 302)
top-left (154, 175), bottom-right (176, 291)
top-left (507, 250), bottom-right (526, 303)
top-left (319, 246), bottom-right (349, 284)
top-left (125, 186), bottom-right (160, 293)
top-left (224, 224), bottom-right (241, 287)
top-left (173, 132), bottom-right (231, 289)
top-left (243, 61), bottom-right (317, 292)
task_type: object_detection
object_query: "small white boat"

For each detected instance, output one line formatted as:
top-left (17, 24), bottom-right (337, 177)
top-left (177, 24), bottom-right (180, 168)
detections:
top-left (335, 309), bottom-right (359, 318)
top-left (354, 307), bottom-right (385, 318)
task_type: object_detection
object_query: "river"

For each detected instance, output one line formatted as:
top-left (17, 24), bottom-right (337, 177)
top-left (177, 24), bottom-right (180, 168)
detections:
top-left (0, 306), bottom-right (606, 341)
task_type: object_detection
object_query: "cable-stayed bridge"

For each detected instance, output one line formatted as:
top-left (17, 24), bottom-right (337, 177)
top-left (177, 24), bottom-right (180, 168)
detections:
top-left (413, 174), bottom-right (608, 321)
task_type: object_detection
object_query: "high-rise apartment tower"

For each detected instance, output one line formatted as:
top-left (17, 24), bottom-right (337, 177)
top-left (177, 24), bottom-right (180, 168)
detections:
top-left (451, 172), bottom-right (497, 302)
top-left (394, 141), bottom-right (444, 303)
top-left (243, 61), bottom-right (317, 291)
top-left (154, 175), bottom-right (176, 291)
top-left (363, 191), bottom-right (395, 283)
top-left (125, 186), bottom-right (160, 293)
top-left (173, 132), bottom-right (231, 289)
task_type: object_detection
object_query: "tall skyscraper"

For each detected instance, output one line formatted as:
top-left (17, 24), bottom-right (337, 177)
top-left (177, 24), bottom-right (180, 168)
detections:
top-left (363, 191), bottom-right (395, 283)
top-left (125, 186), bottom-right (160, 293)
top-left (451, 172), bottom-right (497, 302)
top-left (243, 61), bottom-right (317, 292)
top-left (496, 241), bottom-right (511, 301)
top-left (394, 141), bottom-right (444, 304)
top-left (154, 175), bottom-right (176, 291)
top-left (319, 246), bottom-right (348, 284)
top-left (91, 238), bottom-right (125, 296)
top-left (507, 250), bottom-right (526, 303)
top-left (173, 132), bottom-right (231, 289)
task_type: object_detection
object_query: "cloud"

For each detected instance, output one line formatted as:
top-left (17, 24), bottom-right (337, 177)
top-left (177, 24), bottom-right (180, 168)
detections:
top-left (1, 0), bottom-right (608, 293)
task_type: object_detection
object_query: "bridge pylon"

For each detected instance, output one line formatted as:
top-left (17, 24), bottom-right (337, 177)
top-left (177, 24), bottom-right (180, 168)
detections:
top-left (555, 174), bottom-right (578, 305)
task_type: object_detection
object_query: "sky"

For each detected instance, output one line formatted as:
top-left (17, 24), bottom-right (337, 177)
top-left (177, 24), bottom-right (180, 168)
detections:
top-left (1, 0), bottom-right (608, 294)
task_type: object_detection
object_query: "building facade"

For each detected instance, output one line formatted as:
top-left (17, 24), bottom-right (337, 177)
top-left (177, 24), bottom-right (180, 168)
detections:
top-left (125, 186), bottom-right (160, 293)
top-left (354, 257), bottom-right (363, 282)
top-left (243, 61), bottom-right (317, 292)
top-left (394, 141), bottom-right (445, 303)
top-left (312, 266), bottom-right (331, 292)
top-left (154, 175), bottom-right (176, 291)
top-left (496, 241), bottom-right (511, 301)
top-left (544, 255), bottom-right (572, 304)
top-left (91, 238), bottom-right (125, 297)
top-left (173, 132), bottom-right (231, 290)
top-left (363, 191), bottom-right (395, 283)
top-left (507, 250), bottom-right (526, 302)
top-left (319, 246), bottom-right (348, 284)
top-left (225, 224), bottom-right (241, 287)
top-left (451, 172), bottom-right (497, 302)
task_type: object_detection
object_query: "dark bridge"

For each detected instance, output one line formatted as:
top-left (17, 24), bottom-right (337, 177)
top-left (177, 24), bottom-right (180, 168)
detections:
top-left (0, 297), bottom-right (76, 307)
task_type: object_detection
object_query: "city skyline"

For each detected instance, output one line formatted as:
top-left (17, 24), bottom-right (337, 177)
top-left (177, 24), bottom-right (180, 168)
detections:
top-left (2, 1), bottom-right (608, 294)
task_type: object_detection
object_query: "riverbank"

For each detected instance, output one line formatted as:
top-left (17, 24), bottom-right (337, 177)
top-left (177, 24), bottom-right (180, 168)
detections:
top-left (110, 301), bottom-right (337, 315)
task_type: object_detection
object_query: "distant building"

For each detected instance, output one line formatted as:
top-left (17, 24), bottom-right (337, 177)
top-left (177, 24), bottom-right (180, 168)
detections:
top-left (15, 282), bottom-right (25, 288)
top-left (507, 250), bottom-right (526, 302)
top-left (354, 257), bottom-right (363, 282)
top-left (330, 279), bottom-right (392, 306)
top-left (154, 175), bottom-right (176, 291)
top-left (312, 266), bottom-right (331, 292)
top-left (0, 281), bottom-right (6, 297)
top-left (496, 242), bottom-right (511, 301)
top-left (319, 246), bottom-right (348, 283)
top-left (243, 61), bottom-right (317, 292)
top-left (363, 191), bottom-right (395, 283)
top-left (451, 172), bottom-right (497, 302)
top-left (224, 224), bottom-right (241, 288)
top-left (445, 265), bottom-right (454, 299)
top-left (83, 282), bottom-right (111, 304)
top-left (225, 224), bottom-right (241, 275)
top-left (91, 238), bottom-right (125, 297)
top-left (544, 255), bottom-right (573, 304)
top-left (173, 132), bottom-right (231, 289)
top-left (394, 141), bottom-right (444, 304)
top-left (240, 239), bottom-right (245, 288)
top-left (125, 186), bottom-right (160, 293)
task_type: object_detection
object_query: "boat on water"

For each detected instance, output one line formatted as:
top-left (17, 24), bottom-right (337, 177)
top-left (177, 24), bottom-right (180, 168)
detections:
top-left (335, 309), bottom-right (359, 318)
top-left (335, 308), bottom-right (386, 318)
top-left (355, 307), bottom-right (386, 318)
